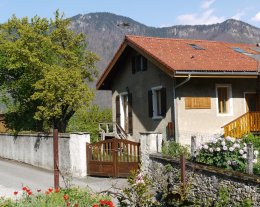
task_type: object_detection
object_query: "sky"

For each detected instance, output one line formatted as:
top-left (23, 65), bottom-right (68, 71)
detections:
top-left (1, 0), bottom-right (260, 28)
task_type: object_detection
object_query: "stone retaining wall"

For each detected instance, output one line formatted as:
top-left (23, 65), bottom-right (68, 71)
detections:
top-left (149, 154), bottom-right (260, 206)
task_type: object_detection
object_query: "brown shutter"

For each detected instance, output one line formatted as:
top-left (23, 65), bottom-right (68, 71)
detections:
top-left (148, 90), bottom-right (153, 117)
top-left (128, 93), bottom-right (133, 134)
top-left (132, 57), bottom-right (136, 74)
top-left (142, 57), bottom-right (147, 71)
top-left (116, 95), bottom-right (120, 124)
top-left (185, 97), bottom-right (211, 109)
top-left (161, 87), bottom-right (167, 117)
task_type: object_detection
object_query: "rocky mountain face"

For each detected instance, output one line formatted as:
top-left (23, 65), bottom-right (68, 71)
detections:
top-left (69, 12), bottom-right (260, 108)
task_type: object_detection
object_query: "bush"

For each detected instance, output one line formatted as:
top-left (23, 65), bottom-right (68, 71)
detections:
top-left (67, 105), bottom-right (112, 142)
top-left (161, 141), bottom-right (190, 158)
top-left (195, 137), bottom-right (259, 172)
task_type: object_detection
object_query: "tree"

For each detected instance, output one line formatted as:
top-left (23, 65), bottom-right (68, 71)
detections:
top-left (67, 105), bottom-right (112, 142)
top-left (0, 11), bottom-right (98, 132)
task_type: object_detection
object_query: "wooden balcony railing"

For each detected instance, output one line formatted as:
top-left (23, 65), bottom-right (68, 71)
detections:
top-left (223, 112), bottom-right (260, 138)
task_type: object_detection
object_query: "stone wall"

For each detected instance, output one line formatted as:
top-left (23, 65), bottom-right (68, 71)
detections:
top-left (149, 154), bottom-right (260, 206)
top-left (0, 133), bottom-right (90, 177)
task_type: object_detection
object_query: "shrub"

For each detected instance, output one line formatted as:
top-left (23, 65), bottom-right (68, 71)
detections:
top-left (67, 105), bottom-right (112, 142)
top-left (195, 137), bottom-right (258, 172)
top-left (161, 141), bottom-right (190, 158)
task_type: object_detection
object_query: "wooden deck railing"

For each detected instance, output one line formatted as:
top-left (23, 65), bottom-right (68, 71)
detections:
top-left (223, 112), bottom-right (260, 138)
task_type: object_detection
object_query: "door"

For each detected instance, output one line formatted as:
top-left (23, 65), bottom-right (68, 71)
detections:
top-left (245, 93), bottom-right (260, 112)
top-left (121, 94), bottom-right (129, 132)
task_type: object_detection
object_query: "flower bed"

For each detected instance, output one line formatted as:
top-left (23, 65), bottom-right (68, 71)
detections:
top-left (0, 187), bottom-right (114, 207)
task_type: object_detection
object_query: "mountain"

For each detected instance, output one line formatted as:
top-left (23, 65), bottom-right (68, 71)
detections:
top-left (69, 12), bottom-right (260, 108)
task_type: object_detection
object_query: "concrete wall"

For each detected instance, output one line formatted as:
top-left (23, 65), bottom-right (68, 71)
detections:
top-left (175, 78), bottom-right (257, 145)
top-left (111, 50), bottom-right (173, 141)
top-left (0, 133), bottom-right (90, 177)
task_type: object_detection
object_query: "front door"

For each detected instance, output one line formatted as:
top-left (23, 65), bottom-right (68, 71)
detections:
top-left (245, 93), bottom-right (260, 112)
top-left (121, 94), bottom-right (129, 132)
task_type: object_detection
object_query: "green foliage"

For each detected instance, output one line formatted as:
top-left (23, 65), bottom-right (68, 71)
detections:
top-left (116, 170), bottom-right (155, 207)
top-left (214, 186), bottom-right (230, 207)
top-left (162, 141), bottom-right (190, 158)
top-left (0, 11), bottom-right (98, 132)
top-left (0, 187), bottom-right (112, 207)
top-left (195, 137), bottom-right (249, 172)
top-left (67, 105), bottom-right (112, 142)
top-left (242, 134), bottom-right (260, 175)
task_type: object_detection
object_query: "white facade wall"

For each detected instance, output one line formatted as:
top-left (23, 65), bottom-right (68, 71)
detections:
top-left (175, 78), bottom-right (257, 145)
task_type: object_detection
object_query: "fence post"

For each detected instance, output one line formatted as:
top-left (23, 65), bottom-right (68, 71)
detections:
top-left (246, 143), bottom-right (253, 175)
top-left (180, 154), bottom-right (186, 184)
top-left (53, 129), bottom-right (59, 189)
top-left (191, 136), bottom-right (196, 159)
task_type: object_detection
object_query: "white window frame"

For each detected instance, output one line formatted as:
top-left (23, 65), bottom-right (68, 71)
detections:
top-left (119, 92), bottom-right (128, 130)
top-left (216, 84), bottom-right (233, 116)
top-left (151, 86), bottom-right (163, 119)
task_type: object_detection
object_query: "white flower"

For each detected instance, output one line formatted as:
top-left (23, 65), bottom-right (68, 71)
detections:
top-left (239, 149), bottom-right (244, 155)
top-left (209, 148), bottom-right (213, 153)
top-left (221, 141), bottom-right (226, 146)
top-left (227, 160), bottom-right (231, 165)
top-left (230, 138), bottom-right (235, 143)
top-left (243, 147), bottom-right (247, 152)
top-left (229, 147), bottom-right (234, 152)
top-left (254, 150), bottom-right (259, 156)
top-left (216, 147), bottom-right (221, 152)
top-left (211, 138), bottom-right (217, 144)
top-left (243, 143), bottom-right (247, 147)
top-left (242, 154), bottom-right (247, 159)
top-left (253, 159), bottom-right (258, 164)
top-left (226, 136), bottom-right (231, 141)
top-left (203, 145), bottom-right (209, 150)
top-left (223, 146), bottom-right (228, 151)
top-left (233, 143), bottom-right (240, 149)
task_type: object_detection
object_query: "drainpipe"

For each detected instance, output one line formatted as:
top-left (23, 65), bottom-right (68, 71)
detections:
top-left (173, 74), bottom-right (191, 143)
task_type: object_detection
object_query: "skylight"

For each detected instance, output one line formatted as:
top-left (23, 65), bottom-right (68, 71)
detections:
top-left (233, 47), bottom-right (246, 53)
top-left (232, 47), bottom-right (252, 56)
top-left (188, 44), bottom-right (205, 50)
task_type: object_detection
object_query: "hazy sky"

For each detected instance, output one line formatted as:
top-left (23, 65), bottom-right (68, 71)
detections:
top-left (1, 0), bottom-right (260, 27)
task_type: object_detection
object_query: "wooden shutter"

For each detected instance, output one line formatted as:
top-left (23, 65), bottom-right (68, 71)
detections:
top-left (128, 93), bottom-right (133, 134)
top-left (142, 57), bottom-right (147, 71)
top-left (148, 90), bottom-right (153, 117)
top-left (161, 88), bottom-right (167, 117)
top-left (185, 97), bottom-right (211, 109)
top-left (132, 57), bottom-right (136, 74)
top-left (116, 95), bottom-right (120, 124)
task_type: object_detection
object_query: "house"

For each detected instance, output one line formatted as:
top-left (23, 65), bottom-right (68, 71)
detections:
top-left (97, 35), bottom-right (260, 145)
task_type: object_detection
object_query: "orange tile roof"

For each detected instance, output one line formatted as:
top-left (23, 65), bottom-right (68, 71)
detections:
top-left (126, 35), bottom-right (260, 72)
top-left (97, 35), bottom-right (260, 89)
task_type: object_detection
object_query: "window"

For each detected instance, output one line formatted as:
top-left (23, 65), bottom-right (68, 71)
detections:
top-left (216, 85), bottom-right (232, 115)
top-left (132, 55), bottom-right (147, 74)
top-left (188, 43), bottom-right (205, 50)
top-left (148, 86), bottom-right (166, 119)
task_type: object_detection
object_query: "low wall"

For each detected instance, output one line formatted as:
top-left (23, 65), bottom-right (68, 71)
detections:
top-left (0, 133), bottom-right (90, 177)
top-left (149, 154), bottom-right (260, 206)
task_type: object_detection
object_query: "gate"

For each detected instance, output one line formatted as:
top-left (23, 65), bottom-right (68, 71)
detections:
top-left (86, 138), bottom-right (140, 177)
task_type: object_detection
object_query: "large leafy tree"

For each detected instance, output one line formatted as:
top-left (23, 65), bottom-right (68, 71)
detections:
top-left (0, 11), bottom-right (98, 132)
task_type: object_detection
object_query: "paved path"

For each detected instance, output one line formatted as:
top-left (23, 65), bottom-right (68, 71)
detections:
top-left (0, 158), bottom-right (127, 201)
